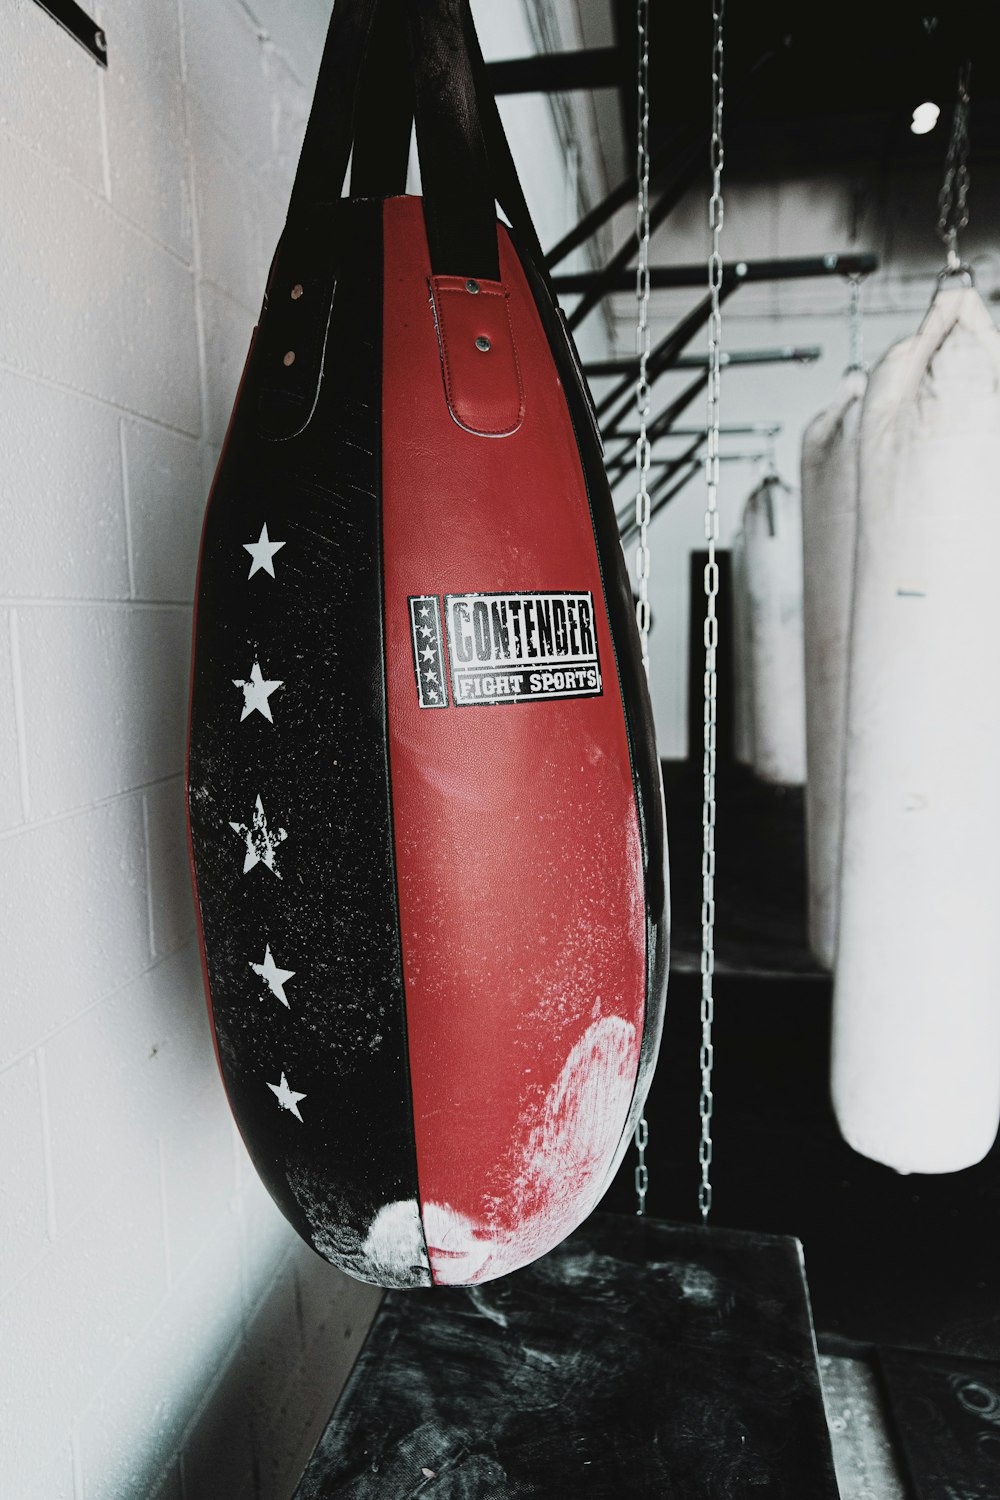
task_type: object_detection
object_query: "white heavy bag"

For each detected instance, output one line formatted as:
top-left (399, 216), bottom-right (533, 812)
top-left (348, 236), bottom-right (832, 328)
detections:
top-left (743, 477), bottom-right (807, 785)
top-left (731, 527), bottom-right (754, 766)
top-left (833, 287), bottom-right (1000, 1173)
top-left (801, 370), bottom-right (867, 968)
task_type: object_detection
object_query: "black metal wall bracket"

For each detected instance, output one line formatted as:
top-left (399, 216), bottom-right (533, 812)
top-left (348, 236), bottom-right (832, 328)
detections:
top-left (554, 252), bottom-right (879, 298)
top-left (485, 47), bottom-right (623, 96)
top-left (31, 0), bottom-right (106, 67)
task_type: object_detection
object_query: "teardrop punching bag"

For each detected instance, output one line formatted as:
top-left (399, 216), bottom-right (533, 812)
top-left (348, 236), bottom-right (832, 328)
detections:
top-left (186, 0), bottom-right (668, 1287)
top-left (800, 370), bottom-right (866, 969)
top-left (833, 288), bottom-right (1000, 1173)
top-left (742, 477), bottom-right (807, 786)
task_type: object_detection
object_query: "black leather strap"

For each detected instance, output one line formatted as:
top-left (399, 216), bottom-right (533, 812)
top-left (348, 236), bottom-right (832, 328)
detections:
top-left (351, 0), bottom-right (414, 199)
top-left (288, 0), bottom-right (544, 285)
top-left (286, 0), bottom-right (380, 220)
top-left (404, 0), bottom-right (499, 280)
top-left (459, 2), bottom-right (551, 291)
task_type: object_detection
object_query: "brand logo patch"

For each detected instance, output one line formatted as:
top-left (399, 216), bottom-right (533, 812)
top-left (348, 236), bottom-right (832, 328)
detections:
top-left (409, 591), bottom-right (602, 708)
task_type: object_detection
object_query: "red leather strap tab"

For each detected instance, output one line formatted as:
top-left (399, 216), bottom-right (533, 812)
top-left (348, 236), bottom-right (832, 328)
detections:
top-left (428, 275), bottom-right (524, 436)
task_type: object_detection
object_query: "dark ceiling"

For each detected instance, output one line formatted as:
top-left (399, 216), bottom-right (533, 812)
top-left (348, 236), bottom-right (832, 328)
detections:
top-left (608, 0), bottom-right (1000, 183)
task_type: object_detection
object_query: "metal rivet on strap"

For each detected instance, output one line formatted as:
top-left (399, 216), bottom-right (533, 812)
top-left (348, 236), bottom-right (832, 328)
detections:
top-left (466, 279), bottom-right (480, 294)
top-left (290, 284), bottom-right (304, 300)
top-left (475, 336), bottom-right (491, 352)
top-left (283, 350), bottom-right (296, 367)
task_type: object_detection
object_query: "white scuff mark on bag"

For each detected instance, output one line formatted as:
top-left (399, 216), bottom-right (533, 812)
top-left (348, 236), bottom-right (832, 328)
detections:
top-left (361, 1199), bottom-right (432, 1281)
top-left (422, 1202), bottom-right (492, 1286)
top-left (424, 1014), bottom-right (638, 1287)
top-left (286, 1165), bottom-right (432, 1289)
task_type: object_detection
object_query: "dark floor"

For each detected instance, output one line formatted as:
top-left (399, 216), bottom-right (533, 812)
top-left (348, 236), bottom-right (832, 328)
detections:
top-left (603, 759), bottom-right (1000, 1368)
top-left (299, 1215), bottom-right (840, 1499)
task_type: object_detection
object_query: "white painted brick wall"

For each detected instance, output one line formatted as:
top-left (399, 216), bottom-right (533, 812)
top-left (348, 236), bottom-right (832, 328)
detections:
top-left (0, 2), bottom-right (604, 1495)
top-left (0, 3), bottom-right (384, 1496)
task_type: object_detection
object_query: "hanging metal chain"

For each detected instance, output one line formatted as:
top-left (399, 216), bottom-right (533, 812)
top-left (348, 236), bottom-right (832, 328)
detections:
top-left (937, 63), bottom-right (971, 270)
top-left (632, 0), bottom-right (652, 1218)
top-left (634, 1113), bottom-right (649, 1218)
top-left (699, 0), bottom-right (725, 1226)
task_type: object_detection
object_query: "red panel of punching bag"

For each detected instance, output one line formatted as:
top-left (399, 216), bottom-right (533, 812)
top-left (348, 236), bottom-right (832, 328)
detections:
top-left (186, 0), bottom-right (668, 1288)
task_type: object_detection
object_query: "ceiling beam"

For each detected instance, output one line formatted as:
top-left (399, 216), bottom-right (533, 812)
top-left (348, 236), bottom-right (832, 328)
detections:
top-left (594, 284), bottom-right (740, 437)
top-left (615, 435), bottom-right (705, 533)
top-left (605, 373), bottom-right (709, 482)
top-left (485, 47), bottom-right (623, 95)
top-left (564, 142), bottom-right (706, 327)
top-left (587, 345), bottom-right (822, 378)
top-left (555, 251), bottom-right (879, 298)
top-left (612, 423), bottom-right (781, 440)
top-left (547, 43), bottom-right (780, 283)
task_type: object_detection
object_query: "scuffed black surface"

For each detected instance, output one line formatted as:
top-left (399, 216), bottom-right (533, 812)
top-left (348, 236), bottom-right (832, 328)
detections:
top-left (878, 1347), bottom-right (1000, 1498)
top-left (296, 1212), bottom-right (837, 1498)
top-left (188, 199), bottom-right (426, 1283)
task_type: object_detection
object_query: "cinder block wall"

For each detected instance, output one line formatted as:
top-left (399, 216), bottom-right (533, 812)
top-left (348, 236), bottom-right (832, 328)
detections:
top-left (0, 3), bottom-right (606, 1498)
top-left (0, 4), bottom-right (381, 1497)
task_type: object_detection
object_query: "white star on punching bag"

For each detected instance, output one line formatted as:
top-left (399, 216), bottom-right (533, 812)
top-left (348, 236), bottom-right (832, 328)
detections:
top-left (243, 523), bottom-right (286, 579)
top-left (229, 795), bottom-right (287, 876)
top-left (268, 1072), bottom-right (306, 1121)
top-left (233, 660), bottom-right (283, 722)
top-left (250, 945), bottom-right (295, 1007)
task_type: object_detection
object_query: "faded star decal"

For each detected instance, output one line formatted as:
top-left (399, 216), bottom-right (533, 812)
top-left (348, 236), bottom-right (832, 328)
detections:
top-left (268, 1072), bottom-right (306, 1121)
top-left (250, 944), bottom-right (295, 1007)
top-left (243, 523), bottom-right (286, 580)
top-left (229, 795), bottom-right (287, 876)
top-left (233, 661), bottom-right (283, 723)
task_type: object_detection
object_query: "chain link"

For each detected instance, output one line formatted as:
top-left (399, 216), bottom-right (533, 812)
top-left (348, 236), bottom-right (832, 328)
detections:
top-left (632, 0), bottom-right (652, 1218)
top-left (699, 0), bottom-right (725, 1226)
top-left (937, 63), bottom-right (971, 270)
top-left (634, 1114), bottom-right (649, 1216)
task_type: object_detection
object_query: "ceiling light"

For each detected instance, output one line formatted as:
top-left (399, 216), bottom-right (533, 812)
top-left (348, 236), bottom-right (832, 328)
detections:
top-left (911, 101), bottom-right (940, 135)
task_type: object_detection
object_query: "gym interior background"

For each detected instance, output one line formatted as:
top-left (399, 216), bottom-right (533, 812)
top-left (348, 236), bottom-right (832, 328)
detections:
top-left (1, 0), bottom-right (997, 1496)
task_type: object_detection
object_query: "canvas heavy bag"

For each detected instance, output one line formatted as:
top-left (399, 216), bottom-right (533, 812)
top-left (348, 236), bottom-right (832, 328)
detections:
top-left (742, 476), bottom-right (807, 787)
top-left (833, 288), bottom-right (1000, 1173)
top-left (186, 0), bottom-right (668, 1288)
top-left (731, 525), bottom-right (754, 767)
top-left (800, 369), bottom-right (866, 969)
